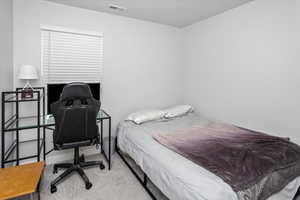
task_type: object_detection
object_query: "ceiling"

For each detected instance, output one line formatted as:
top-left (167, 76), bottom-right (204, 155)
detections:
top-left (44, 0), bottom-right (253, 27)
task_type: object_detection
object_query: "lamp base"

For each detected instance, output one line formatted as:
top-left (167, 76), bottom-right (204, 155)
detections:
top-left (21, 88), bottom-right (34, 99)
top-left (20, 81), bottom-right (34, 99)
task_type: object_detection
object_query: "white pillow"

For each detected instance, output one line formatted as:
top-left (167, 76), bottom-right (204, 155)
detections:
top-left (163, 105), bottom-right (193, 118)
top-left (126, 110), bottom-right (166, 124)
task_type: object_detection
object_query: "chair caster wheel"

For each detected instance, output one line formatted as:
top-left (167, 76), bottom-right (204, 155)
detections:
top-left (50, 185), bottom-right (57, 193)
top-left (99, 162), bottom-right (105, 170)
top-left (79, 154), bottom-right (85, 162)
top-left (53, 167), bottom-right (58, 174)
top-left (85, 182), bottom-right (92, 190)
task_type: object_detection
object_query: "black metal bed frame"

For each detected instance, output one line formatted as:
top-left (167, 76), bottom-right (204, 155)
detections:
top-left (294, 188), bottom-right (300, 200)
top-left (116, 137), bottom-right (300, 200)
top-left (115, 137), bottom-right (157, 200)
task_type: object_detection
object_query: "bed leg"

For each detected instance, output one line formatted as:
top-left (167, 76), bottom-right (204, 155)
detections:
top-left (293, 186), bottom-right (300, 200)
top-left (115, 137), bottom-right (118, 151)
top-left (143, 173), bottom-right (148, 186)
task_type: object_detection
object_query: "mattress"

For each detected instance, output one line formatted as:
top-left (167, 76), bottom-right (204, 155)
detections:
top-left (117, 112), bottom-right (300, 200)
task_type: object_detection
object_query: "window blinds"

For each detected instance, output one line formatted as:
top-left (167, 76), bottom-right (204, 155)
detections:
top-left (41, 28), bottom-right (103, 84)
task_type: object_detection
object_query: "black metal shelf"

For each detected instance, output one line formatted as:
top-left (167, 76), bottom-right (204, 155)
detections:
top-left (5, 99), bottom-right (41, 103)
top-left (3, 115), bottom-right (51, 132)
top-left (1, 87), bottom-right (46, 168)
top-left (4, 138), bottom-right (45, 162)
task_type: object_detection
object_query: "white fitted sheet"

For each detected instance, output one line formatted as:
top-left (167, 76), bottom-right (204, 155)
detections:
top-left (117, 113), bottom-right (300, 200)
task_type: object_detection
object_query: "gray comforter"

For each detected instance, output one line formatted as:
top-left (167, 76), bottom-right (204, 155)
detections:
top-left (153, 122), bottom-right (300, 200)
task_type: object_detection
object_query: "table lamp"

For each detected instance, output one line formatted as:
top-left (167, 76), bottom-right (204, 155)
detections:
top-left (18, 65), bottom-right (38, 98)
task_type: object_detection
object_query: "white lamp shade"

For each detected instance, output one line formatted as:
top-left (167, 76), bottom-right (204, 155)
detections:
top-left (18, 65), bottom-right (38, 80)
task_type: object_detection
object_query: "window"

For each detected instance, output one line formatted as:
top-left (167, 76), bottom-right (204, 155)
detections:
top-left (41, 26), bottom-right (103, 84)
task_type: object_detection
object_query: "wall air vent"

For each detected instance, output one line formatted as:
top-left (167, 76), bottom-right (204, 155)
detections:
top-left (109, 4), bottom-right (127, 11)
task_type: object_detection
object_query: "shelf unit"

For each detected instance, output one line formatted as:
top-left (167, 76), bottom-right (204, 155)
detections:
top-left (1, 87), bottom-right (45, 168)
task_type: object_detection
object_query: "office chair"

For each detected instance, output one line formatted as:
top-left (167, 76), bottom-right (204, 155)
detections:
top-left (50, 82), bottom-right (105, 193)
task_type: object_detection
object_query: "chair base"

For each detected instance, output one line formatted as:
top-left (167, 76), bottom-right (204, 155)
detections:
top-left (50, 148), bottom-right (105, 193)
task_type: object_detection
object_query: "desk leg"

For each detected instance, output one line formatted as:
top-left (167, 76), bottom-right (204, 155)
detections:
top-left (36, 174), bottom-right (41, 200)
top-left (43, 127), bottom-right (46, 161)
top-left (37, 127), bottom-right (40, 162)
top-left (37, 96), bottom-right (40, 162)
top-left (1, 138), bottom-right (3, 168)
top-left (16, 130), bottom-right (19, 165)
top-left (37, 183), bottom-right (41, 200)
top-left (30, 191), bottom-right (40, 200)
top-left (16, 95), bottom-right (19, 165)
top-left (100, 119), bottom-right (103, 153)
top-left (109, 117), bottom-right (111, 170)
top-left (1, 94), bottom-right (5, 168)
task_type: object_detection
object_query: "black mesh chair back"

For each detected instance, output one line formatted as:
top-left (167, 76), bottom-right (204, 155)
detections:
top-left (51, 82), bottom-right (100, 147)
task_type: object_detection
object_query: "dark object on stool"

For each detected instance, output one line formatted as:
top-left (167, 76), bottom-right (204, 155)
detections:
top-left (50, 82), bottom-right (105, 193)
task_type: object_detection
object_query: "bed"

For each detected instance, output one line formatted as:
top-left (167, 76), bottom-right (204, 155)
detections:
top-left (116, 112), bottom-right (300, 200)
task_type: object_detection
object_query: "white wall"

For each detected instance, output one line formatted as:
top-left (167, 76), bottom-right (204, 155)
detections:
top-left (183, 0), bottom-right (300, 143)
top-left (12, 0), bottom-right (300, 164)
top-left (0, 0), bottom-right (14, 166)
top-left (13, 0), bottom-right (183, 163)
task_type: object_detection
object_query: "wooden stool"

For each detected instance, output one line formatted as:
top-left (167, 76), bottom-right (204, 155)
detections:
top-left (0, 161), bottom-right (45, 200)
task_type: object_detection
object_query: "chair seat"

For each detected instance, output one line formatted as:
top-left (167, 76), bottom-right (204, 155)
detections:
top-left (54, 139), bottom-right (95, 150)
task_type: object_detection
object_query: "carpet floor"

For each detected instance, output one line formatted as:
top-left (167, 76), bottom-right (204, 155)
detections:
top-left (15, 154), bottom-right (167, 200)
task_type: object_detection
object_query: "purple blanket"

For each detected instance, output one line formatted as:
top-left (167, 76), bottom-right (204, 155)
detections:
top-left (153, 123), bottom-right (300, 200)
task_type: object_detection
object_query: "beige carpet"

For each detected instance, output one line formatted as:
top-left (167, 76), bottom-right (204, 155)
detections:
top-left (15, 154), bottom-right (167, 200)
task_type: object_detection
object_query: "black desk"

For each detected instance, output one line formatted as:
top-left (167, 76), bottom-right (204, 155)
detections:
top-left (2, 110), bottom-right (112, 170)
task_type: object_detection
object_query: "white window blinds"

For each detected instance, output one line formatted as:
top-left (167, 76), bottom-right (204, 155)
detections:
top-left (41, 27), bottom-right (103, 84)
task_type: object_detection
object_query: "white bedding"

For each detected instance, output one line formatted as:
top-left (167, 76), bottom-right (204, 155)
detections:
top-left (117, 112), bottom-right (300, 200)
